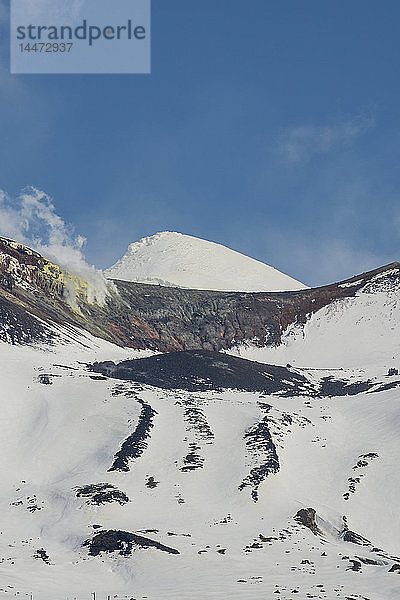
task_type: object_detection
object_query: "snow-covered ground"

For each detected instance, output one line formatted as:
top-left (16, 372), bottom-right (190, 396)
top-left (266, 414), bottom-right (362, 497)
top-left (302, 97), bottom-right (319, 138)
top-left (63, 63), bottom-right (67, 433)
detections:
top-left (230, 276), bottom-right (400, 371)
top-left (1, 273), bottom-right (400, 600)
top-left (105, 231), bottom-right (307, 292)
top-left (1, 328), bottom-right (400, 599)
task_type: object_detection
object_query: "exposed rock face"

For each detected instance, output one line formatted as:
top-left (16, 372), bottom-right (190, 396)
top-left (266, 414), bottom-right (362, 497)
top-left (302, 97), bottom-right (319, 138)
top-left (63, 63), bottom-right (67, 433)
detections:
top-left (1, 236), bottom-right (400, 352)
top-left (84, 530), bottom-right (180, 556)
top-left (294, 509), bottom-right (400, 569)
top-left (389, 564), bottom-right (400, 573)
top-left (75, 483), bottom-right (130, 506)
top-left (294, 508), bottom-right (323, 536)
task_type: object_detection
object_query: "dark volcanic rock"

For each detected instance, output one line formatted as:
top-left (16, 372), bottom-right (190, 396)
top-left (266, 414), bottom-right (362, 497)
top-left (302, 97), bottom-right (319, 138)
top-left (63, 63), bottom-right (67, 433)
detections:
top-left (320, 377), bottom-right (373, 397)
top-left (356, 556), bottom-right (382, 565)
top-left (294, 508), bottom-right (323, 536)
top-left (109, 399), bottom-right (156, 472)
top-left (38, 374), bottom-right (54, 385)
top-left (145, 476), bottom-right (159, 488)
top-left (75, 483), bottom-right (130, 506)
top-left (239, 416), bottom-right (280, 501)
top-left (33, 548), bottom-right (51, 564)
top-left (183, 404), bottom-right (214, 440)
top-left (92, 350), bottom-right (314, 394)
top-left (347, 559), bottom-right (362, 572)
top-left (84, 530), bottom-right (180, 556)
top-left (104, 262), bottom-right (400, 351)
top-left (343, 529), bottom-right (371, 546)
top-left (369, 381), bottom-right (400, 393)
top-left (1, 237), bottom-right (400, 352)
top-left (181, 443), bottom-right (204, 472)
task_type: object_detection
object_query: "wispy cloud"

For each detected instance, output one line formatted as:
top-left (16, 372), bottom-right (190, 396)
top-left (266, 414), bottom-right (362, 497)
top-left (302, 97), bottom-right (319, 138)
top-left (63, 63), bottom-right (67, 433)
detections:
top-left (293, 239), bottom-right (388, 286)
top-left (0, 188), bottom-right (107, 303)
top-left (257, 226), bottom-right (390, 288)
top-left (278, 115), bottom-right (375, 164)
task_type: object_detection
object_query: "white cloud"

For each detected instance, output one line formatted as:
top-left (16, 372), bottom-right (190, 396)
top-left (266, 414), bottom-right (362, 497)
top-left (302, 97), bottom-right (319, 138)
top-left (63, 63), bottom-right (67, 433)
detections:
top-left (279, 116), bottom-right (375, 163)
top-left (0, 187), bottom-right (108, 304)
top-left (259, 226), bottom-right (389, 287)
top-left (296, 239), bottom-right (387, 286)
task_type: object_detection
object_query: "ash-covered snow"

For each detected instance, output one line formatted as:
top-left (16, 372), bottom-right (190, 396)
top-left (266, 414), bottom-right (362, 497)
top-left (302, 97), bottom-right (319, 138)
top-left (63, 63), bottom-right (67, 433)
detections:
top-left (104, 231), bottom-right (307, 292)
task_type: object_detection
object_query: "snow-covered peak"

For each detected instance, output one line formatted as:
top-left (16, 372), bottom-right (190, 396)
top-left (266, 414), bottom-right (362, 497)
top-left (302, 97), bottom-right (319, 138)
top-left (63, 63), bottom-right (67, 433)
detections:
top-left (104, 231), bottom-right (307, 292)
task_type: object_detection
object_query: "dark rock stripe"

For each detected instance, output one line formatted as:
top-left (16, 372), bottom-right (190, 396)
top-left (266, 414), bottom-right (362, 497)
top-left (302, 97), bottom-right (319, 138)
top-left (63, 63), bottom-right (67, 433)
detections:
top-left (109, 400), bottom-right (156, 472)
top-left (239, 416), bottom-right (280, 502)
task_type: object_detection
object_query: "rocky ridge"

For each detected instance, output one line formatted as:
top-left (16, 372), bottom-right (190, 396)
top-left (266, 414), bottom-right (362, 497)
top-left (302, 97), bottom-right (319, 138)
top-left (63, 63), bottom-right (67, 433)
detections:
top-left (1, 236), bottom-right (399, 353)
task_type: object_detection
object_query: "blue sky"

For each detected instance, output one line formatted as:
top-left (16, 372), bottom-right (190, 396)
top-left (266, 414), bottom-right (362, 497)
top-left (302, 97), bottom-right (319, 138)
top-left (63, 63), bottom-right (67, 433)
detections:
top-left (1, 0), bottom-right (400, 286)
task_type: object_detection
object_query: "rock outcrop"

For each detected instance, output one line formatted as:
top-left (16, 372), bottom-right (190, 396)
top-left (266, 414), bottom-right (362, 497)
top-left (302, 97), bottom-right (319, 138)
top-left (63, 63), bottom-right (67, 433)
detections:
top-left (1, 236), bottom-right (399, 352)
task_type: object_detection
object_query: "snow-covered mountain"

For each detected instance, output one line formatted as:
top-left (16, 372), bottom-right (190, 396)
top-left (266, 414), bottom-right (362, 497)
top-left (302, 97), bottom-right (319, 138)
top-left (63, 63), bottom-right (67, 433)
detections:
top-left (1, 237), bottom-right (400, 599)
top-left (104, 231), bottom-right (307, 292)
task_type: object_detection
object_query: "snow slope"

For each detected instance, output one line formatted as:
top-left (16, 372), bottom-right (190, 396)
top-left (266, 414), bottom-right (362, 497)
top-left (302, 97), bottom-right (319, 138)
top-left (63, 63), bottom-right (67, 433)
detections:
top-left (104, 231), bottom-right (307, 292)
top-left (2, 264), bottom-right (400, 600)
top-left (231, 269), bottom-right (400, 370)
top-left (1, 329), bottom-right (400, 599)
